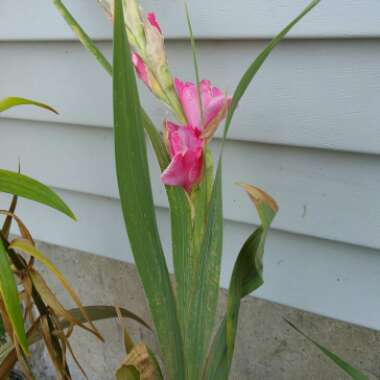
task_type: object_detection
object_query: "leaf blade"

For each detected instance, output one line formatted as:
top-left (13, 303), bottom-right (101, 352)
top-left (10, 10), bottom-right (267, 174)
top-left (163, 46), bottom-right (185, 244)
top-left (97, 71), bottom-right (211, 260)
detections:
top-left (0, 305), bottom-right (151, 380)
top-left (203, 186), bottom-right (278, 380)
top-left (51, 4), bottom-right (192, 372)
top-left (222, 0), bottom-right (320, 140)
top-left (187, 162), bottom-right (223, 379)
top-left (0, 169), bottom-right (75, 220)
top-left (204, 2), bottom-right (319, 377)
top-left (0, 97), bottom-right (57, 114)
top-left (9, 239), bottom-right (101, 339)
top-left (113, 1), bottom-right (185, 379)
top-left (0, 237), bottom-right (28, 354)
top-left (49, 0), bottom-right (193, 290)
top-left (285, 319), bottom-right (370, 380)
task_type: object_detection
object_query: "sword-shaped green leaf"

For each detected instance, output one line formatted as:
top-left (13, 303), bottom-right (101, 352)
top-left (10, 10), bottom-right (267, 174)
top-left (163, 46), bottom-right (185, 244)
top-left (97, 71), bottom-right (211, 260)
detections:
top-left (0, 169), bottom-right (75, 220)
top-left (113, 1), bottom-right (185, 379)
top-left (181, 7), bottom-right (224, 379)
top-left (49, 4), bottom-right (193, 338)
top-left (222, 0), bottom-right (320, 140)
top-left (203, 185), bottom-right (278, 380)
top-left (203, 3), bottom-right (319, 377)
top-left (0, 97), bottom-right (57, 114)
top-left (186, 161), bottom-right (223, 380)
top-left (0, 237), bottom-right (28, 354)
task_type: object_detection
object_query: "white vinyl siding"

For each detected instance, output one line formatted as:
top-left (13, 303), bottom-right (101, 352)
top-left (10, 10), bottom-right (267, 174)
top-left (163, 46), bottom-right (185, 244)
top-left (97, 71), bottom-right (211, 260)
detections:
top-left (1, 1), bottom-right (379, 330)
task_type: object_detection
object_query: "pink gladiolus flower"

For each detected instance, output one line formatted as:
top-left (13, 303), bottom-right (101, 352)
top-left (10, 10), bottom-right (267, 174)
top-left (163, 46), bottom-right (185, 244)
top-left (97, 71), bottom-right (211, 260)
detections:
top-left (175, 78), bottom-right (232, 131)
top-left (132, 53), bottom-right (149, 87)
top-left (161, 121), bottom-right (204, 192)
top-left (147, 12), bottom-right (162, 33)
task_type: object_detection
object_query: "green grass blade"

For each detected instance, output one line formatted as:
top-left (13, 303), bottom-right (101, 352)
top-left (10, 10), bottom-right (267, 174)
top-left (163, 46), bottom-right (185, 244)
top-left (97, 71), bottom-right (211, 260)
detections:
top-left (0, 237), bottom-right (28, 354)
top-left (285, 320), bottom-right (369, 380)
top-left (113, 1), bottom-right (185, 379)
top-left (0, 97), bottom-right (57, 114)
top-left (0, 169), bottom-right (75, 220)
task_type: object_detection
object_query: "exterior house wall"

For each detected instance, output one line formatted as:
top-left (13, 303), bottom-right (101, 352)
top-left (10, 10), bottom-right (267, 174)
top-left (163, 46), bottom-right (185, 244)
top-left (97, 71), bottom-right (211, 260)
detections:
top-left (1, 2), bottom-right (380, 377)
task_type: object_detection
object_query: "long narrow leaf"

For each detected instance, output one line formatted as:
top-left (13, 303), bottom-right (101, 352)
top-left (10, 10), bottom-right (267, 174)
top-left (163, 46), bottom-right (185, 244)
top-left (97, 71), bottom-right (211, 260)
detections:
top-left (285, 320), bottom-right (369, 380)
top-left (174, 7), bottom-right (223, 377)
top-left (2, 195), bottom-right (17, 239)
top-left (203, 186), bottom-right (278, 380)
top-left (186, 163), bottom-right (223, 380)
top-left (185, 2), bottom-right (204, 126)
top-left (203, 2), bottom-right (319, 376)
top-left (68, 305), bottom-right (151, 331)
top-left (0, 169), bottom-right (75, 219)
top-left (142, 112), bottom-right (192, 339)
top-left (0, 237), bottom-right (28, 354)
top-left (0, 97), bottom-right (57, 114)
top-left (113, 1), bottom-right (185, 379)
top-left (222, 0), bottom-right (320, 140)
top-left (181, 7), bottom-right (225, 378)
top-left (9, 239), bottom-right (101, 339)
top-left (227, 186), bottom-right (277, 365)
top-left (50, 3), bottom-right (193, 319)
top-left (51, 0), bottom-right (113, 76)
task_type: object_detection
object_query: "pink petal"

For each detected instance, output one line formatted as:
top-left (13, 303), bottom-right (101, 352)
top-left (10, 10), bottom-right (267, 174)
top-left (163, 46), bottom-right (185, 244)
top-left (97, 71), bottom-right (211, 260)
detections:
top-left (132, 53), bottom-right (149, 87)
top-left (174, 78), bottom-right (201, 128)
top-left (162, 121), bottom-right (204, 191)
top-left (165, 121), bottom-right (202, 156)
top-left (203, 95), bottom-right (232, 127)
top-left (174, 78), bottom-right (231, 131)
top-left (161, 150), bottom-right (203, 192)
top-left (182, 149), bottom-right (203, 188)
top-left (147, 12), bottom-right (162, 33)
top-left (174, 78), bottom-right (186, 95)
top-left (161, 153), bottom-right (188, 188)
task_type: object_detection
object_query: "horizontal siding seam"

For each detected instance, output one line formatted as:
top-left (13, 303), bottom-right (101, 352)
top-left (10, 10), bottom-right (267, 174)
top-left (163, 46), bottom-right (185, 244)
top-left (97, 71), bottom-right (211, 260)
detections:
top-left (49, 185), bottom-right (380, 253)
top-left (2, 116), bottom-right (380, 157)
top-left (2, 35), bottom-right (380, 43)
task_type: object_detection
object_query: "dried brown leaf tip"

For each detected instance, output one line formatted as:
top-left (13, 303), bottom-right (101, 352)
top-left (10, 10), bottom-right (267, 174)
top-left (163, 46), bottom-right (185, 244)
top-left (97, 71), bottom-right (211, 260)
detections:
top-left (117, 342), bottom-right (159, 380)
top-left (236, 182), bottom-right (279, 213)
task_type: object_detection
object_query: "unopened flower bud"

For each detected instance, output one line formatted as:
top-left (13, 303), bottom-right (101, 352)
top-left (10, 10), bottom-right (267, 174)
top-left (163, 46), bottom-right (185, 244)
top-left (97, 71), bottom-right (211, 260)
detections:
top-left (97, 0), bottom-right (145, 51)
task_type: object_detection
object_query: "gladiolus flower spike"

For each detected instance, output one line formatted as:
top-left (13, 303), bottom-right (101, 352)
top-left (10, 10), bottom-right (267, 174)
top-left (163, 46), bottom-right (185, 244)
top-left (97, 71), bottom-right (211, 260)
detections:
top-left (119, 6), bottom-right (232, 192)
